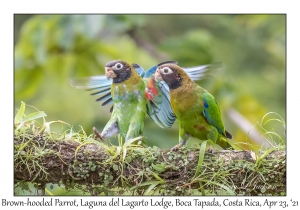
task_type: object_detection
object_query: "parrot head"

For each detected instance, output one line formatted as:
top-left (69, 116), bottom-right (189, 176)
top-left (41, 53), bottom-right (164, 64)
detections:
top-left (155, 63), bottom-right (190, 90)
top-left (105, 60), bottom-right (132, 83)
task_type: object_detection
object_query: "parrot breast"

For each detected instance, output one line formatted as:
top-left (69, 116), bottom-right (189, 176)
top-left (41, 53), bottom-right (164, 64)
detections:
top-left (110, 73), bottom-right (147, 139)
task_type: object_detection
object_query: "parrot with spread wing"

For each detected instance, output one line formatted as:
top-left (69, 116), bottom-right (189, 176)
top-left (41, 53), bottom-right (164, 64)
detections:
top-left (154, 63), bottom-right (233, 151)
top-left (71, 59), bottom-right (212, 142)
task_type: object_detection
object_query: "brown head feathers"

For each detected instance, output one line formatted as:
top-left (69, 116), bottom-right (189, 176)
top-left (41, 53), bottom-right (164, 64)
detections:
top-left (156, 63), bottom-right (192, 90)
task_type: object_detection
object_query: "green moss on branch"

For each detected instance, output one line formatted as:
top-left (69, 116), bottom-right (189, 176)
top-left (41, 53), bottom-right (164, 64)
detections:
top-left (14, 128), bottom-right (286, 196)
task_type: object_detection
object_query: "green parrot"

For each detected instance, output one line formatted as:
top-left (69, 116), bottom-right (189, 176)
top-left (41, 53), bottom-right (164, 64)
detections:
top-left (71, 59), bottom-right (213, 143)
top-left (98, 60), bottom-right (146, 141)
top-left (154, 63), bottom-right (233, 151)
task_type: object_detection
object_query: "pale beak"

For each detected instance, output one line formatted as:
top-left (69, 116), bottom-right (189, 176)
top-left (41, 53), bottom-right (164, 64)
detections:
top-left (154, 68), bottom-right (163, 81)
top-left (105, 67), bottom-right (117, 79)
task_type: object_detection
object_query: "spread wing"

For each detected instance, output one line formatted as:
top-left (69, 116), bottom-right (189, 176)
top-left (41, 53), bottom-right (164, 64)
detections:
top-left (145, 76), bottom-right (175, 128)
top-left (132, 63), bottom-right (145, 78)
top-left (70, 64), bottom-right (145, 107)
top-left (71, 62), bottom-right (214, 128)
top-left (144, 61), bottom-right (177, 128)
top-left (145, 62), bottom-right (213, 128)
top-left (70, 75), bottom-right (113, 106)
top-left (182, 64), bottom-right (211, 81)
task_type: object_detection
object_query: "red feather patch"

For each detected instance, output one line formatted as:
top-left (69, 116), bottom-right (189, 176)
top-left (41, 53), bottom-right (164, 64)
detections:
top-left (145, 77), bottom-right (159, 101)
top-left (193, 125), bottom-right (206, 130)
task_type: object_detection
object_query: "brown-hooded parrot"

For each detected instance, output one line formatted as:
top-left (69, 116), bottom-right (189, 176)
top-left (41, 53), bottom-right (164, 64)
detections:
top-left (154, 63), bottom-right (233, 151)
top-left (71, 60), bottom-right (212, 143)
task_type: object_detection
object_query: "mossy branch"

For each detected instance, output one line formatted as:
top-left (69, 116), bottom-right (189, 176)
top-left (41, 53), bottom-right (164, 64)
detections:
top-left (14, 130), bottom-right (286, 196)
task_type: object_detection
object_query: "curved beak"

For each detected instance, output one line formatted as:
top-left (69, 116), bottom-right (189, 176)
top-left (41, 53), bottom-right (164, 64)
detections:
top-left (105, 67), bottom-right (117, 79)
top-left (154, 68), bottom-right (163, 81)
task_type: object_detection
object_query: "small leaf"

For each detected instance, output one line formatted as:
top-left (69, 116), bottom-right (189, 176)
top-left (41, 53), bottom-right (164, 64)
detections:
top-left (130, 181), bottom-right (162, 190)
top-left (123, 136), bottom-right (143, 148)
top-left (45, 188), bottom-right (54, 196)
top-left (113, 164), bottom-right (118, 171)
top-left (125, 156), bottom-right (132, 163)
top-left (21, 111), bottom-right (47, 123)
top-left (104, 180), bottom-right (109, 185)
top-left (151, 163), bottom-right (166, 173)
top-left (198, 179), bottom-right (236, 195)
top-left (151, 172), bottom-right (165, 183)
top-left (145, 184), bottom-right (158, 195)
top-left (15, 101), bottom-right (25, 125)
top-left (107, 146), bottom-right (121, 162)
top-left (193, 140), bottom-right (208, 178)
top-left (87, 139), bottom-right (115, 156)
top-left (18, 140), bottom-right (32, 151)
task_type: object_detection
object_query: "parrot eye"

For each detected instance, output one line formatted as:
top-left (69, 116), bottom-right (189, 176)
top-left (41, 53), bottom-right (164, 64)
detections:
top-left (115, 63), bottom-right (123, 70)
top-left (161, 67), bottom-right (173, 74)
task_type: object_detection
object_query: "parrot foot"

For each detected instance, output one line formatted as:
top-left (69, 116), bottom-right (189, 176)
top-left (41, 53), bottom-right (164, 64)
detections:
top-left (171, 144), bottom-right (182, 151)
top-left (93, 127), bottom-right (104, 141)
top-left (207, 145), bottom-right (215, 154)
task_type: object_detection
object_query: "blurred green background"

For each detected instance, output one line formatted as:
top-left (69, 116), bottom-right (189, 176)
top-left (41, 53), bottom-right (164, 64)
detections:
top-left (14, 14), bottom-right (286, 151)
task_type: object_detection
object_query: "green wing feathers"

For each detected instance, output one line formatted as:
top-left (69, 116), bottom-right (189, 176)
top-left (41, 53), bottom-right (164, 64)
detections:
top-left (202, 92), bottom-right (232, 139)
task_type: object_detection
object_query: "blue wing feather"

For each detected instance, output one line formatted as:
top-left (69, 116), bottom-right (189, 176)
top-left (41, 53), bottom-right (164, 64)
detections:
top-left (96, 92), bottom-right (112, 102)
top-left (71, 62), bottom-right (213, 129)
top-left (144, 62), bottom-right (211, 128)
top-left (144, 65), bottom-right (157, 79)
top-left (102, 98), bottom-right (113, 106)
top-left (70, 64), bottom-right (144, 105)
top-left (132, 63), bottom-right (145, 77)
top-left (90, 88), bottom-right (111, 96)
top-left (144, 77), bottom-right (175, 128)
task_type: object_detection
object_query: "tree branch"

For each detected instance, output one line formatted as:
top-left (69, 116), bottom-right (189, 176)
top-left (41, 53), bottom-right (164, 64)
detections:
top-left (126, 27), bottom-right (169, 61)
top-left (14, 131), bottom-right (286, 196)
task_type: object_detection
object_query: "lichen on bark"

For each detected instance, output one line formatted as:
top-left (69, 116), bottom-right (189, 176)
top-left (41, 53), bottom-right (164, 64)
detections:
top-left (14, 129), bottom-right (286, 196)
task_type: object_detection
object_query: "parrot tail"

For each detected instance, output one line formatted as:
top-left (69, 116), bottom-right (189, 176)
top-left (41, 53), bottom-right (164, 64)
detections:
top-left (225, 130), bottom-right (232, 139)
